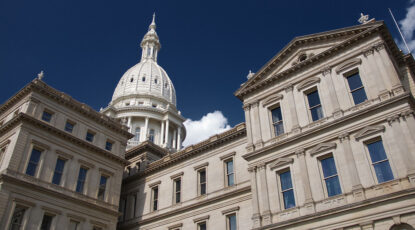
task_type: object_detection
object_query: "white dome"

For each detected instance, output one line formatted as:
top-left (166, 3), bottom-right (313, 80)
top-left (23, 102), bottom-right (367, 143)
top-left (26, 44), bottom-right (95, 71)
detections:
top-left (111, 59), bottom-right (176, 106)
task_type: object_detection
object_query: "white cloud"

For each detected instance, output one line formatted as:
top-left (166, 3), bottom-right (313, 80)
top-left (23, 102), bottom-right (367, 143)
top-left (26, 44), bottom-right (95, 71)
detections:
top-left (397, 1), bottom-right (415, 52)
top-left (182, 111), bottom-right (231, 147)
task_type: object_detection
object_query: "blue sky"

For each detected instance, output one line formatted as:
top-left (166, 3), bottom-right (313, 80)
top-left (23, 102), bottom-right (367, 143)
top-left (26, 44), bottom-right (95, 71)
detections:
top-left (0, 0), bottom-right (412, 144)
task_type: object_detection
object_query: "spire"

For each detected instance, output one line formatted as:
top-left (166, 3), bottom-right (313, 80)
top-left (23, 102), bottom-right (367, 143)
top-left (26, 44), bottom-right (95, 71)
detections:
top-left (140, 14), bottom-right (161, 62)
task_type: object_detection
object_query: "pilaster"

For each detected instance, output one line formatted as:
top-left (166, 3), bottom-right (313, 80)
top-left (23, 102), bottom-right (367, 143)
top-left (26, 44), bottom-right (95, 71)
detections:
top-left (295, 148), bottom-right (315, 215)
top-left (285, 84), bottom-right (301, 133)
top-left (257, 163), bottom-right (272, 226)
top-left (321, 67), bottom-right (343, 118)
top-left (250, 101), bottom-right (263, 149)
top-left (363, 47), bottom-right (390, 100)
top-left (243, 104), bottom-right (254, 152)
top-left (248, 166), bottom-right (261, 228)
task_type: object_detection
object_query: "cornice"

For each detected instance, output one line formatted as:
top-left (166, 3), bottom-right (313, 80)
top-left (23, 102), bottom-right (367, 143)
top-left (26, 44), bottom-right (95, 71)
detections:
top-left (125, 140), bottom-right (168, 160)
top-left (112, 105), bottom-right (186, 123)
top-left (0, 79), bottom-right (133, 138)
top-left (0, 113), bottom-right (130, 166)
top-left (123, 123), bottom-right (246, 182)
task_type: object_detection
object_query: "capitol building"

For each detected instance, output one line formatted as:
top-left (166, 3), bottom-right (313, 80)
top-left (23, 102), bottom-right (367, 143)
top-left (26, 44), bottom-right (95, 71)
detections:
top-left (1, 14), bottom-right (415, 230)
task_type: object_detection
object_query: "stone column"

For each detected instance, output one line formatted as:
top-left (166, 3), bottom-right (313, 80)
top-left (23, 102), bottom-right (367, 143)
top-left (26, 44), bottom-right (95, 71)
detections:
top-left (88, 169), bottom-right (99, 198)
top-left (257, 163), bottom-right (271, 226)
top-left (359, 221), bottom-right (374, 230)
top-left (248, 166), bottom-right (261, 228)
top-left (296, 149), bottom-right (313, 204)
top-left (127, 116), bottom-right (132, 132)
top-left (160, 120), bottom-right (165, 145)
top-left (285, 84), bottom-right (301, 133)
top-left (165, 119), bottom-right (170, 148)
top-left (172, 129), bottom-right (177, 149)
top-left (40, 152), bottom-right (56, 182)
top-left (400, 110), bottom-right (415, 184)
top-left (243, 104), bottom-right (254, 152)
top-left (143, 117), bottom-right (149, 141)
top-left (250, 101), bottom-right (263, 149)
top-left (177, 128), bottom-right (182, 150)
top-left (363, 48), bottom-right (389, 100)
top-left (26, 205), bottom-right (43, 229)
top-left (375, 43), bottom-right (404, 95)
top-left (321, 67), bottom-right (342, 118)
top-left (339, 132), bottom-right (364, 201)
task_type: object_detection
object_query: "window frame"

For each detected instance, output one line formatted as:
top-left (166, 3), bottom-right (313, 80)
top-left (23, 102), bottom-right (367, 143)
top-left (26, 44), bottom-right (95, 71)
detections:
top-left (364, 137), bottom-right (395, 184)
top-left (41, 109), bottom-right (54, 123)
top-left (105, 139), bottom-right (114, 151)
top-left (51, 157), bottom-right (66, 186)
top-left (171, 174), bottom-right (183, 204)
top-left (134, 127), bottom-right (141, 141)
top-left (64, 120), bottom-right (76, 133)
top-left (344, 69), bottom-right (368, 105)
top-left (225, 213), bottom-right (238, 230)
top-left (85, 130), bottom-right (95, 143)
top-left (75, 166), bottom-right (89, 194)
top-left (316, 153), bottom-right (343, 198)
top-left (25, 146), bottom-right (45, 177)
top-left (40, 213), bottom-right (54, 230)
top-left (276, 167), bottom-right (296, 210)
top-left (223, 157), bottom-right (235, 187)
top-left (304, 86), bottom-right (324, 122)
top-left (269, 104), bottom-right (285, 137)
top-left (150, 185), bottom-right (159, 212)
top-left (97, 174), bottom-right (109, 201)
top-left (198, 168), bottom-right (207, 196)
top-left (8, 203), bottom-right (30, 230)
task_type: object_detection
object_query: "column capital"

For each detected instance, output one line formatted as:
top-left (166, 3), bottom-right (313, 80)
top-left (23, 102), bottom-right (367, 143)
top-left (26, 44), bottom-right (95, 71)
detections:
top-left (387, 114), bottom-right (400, 124)
top-left (257, 163), bottom-right (266, 170)
top-left (338, 132), bottom-right (350, 142)
top-left (248, 166), bottom-right (257, 173)
top-left (374, 42), bottom-right (386, 51)
top-left (401, 109), bottom-right (415, 118)
top-left (295, 148), bottom-right (305, 157)
top-left (243, 104), bottom-right (251, 111)
top-left (320, 66), bottom-right (332, 76)
top-left (251, 101), bottom-right (259, 108)
top-left (363, 47), bottom-right (374, 57)
top-left (284, 84), bottom-right (294, 92)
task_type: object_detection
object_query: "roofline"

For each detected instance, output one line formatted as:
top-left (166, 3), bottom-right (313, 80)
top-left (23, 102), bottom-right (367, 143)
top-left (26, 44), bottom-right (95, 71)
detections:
top-left (125, 140), bottom-right (168, 159)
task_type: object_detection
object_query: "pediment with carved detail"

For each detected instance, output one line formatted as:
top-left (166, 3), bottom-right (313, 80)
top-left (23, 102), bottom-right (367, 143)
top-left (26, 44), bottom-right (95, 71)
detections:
top-left (296, 77), bottom-right (321, 91)
top-left (310, 142), bottom-right (337, 156)
top-left (262, 94), bottom-right (284, 107)
top-left (269, 157), bottom-right (294, 170)
top-left (335, 58), bottom-right (362, 74)
top-left (354, 125), bottom-right (385, 141)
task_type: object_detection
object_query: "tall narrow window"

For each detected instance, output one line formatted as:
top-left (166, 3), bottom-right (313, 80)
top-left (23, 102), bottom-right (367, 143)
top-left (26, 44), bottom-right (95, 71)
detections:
top-left (40, 214), bottom-right (53, 230)
top-left (271, 106), bottom-right (284, 136)
top-left (105, 140), bottom-right (113, 151)
top-left (41, 110), bottom-right (53, 122)
top-left (199, 169), bottom-right (207, 195)
top-left (198, 222), bottom-right (207, 230)
top-left (85, 131), bottom-right (94, 142)
top-left (134, 127), bottom-right (141, 141)
top-left (149, 129), bottom-right (155, 143)
top-left (64, 121), bottom-right (75, 133)
top-left (226, 213), bottom-right (237, 230)
top-left (174, 178), bottom-right (181, 203)
top-left (279, 170), bottom-right (295, 209)
top-left (225, 159), bottom-right (234, 186)
top-left (347, 72), bottom-right (367, 105)
top-left (26, 148), bottom-right (42, 176)
top-left (9, 206), bottom-right (26, 230)
top-left (152, 186), bottom-right (159, 211)
top-left (320, 156), bottom-right (342, 197)
top-left (98, 175), bottom-right (108, 200)
top-left (367, 139), bottom-right (394, 183)
top-left (76, 167), bottom-right (88, 193)
top-left (307, 90), bottom-right (324, 121)
top-left (52, 158), bottom-right (66, 185)
top-left (68, 220), bottom-right (80, 230)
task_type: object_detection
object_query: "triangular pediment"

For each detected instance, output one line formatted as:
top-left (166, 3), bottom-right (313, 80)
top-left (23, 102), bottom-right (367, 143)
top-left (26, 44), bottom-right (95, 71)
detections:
top-left (235, 21), bottom-right (384, 100)
top-left (269, 157), bottom-right (294, 170)
top-left (310, 142), bottom-right (337, 156)
top-left (354, 125), bottom-right (385, 141)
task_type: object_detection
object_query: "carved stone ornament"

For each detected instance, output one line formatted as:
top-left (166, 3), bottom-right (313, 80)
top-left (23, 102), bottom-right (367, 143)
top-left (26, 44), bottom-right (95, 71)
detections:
top-left (387, 115), bottom-right (400, 124)
top-left (335, 58), bottom-right (362, 74)
top-left (310, 142), bottom-right (337, 156)
top-left (338, 132), bottom-right (350, 142)
top-left (269, 157), bottom-right (294, 170)
top-left (354, 125), bottom-right (385, 141)
top-left (374, 42), bottom-right (385, 51)
top-left (262, 94), bottom-right (283, 107)
top-left (296, 77), bottom-right (321, 91)
top-left (320, 66), bottom-right (331, 76)
top-left (363, 48), bottom-right (374, 57)
top-left (358, 13), bottom-right (369, 24)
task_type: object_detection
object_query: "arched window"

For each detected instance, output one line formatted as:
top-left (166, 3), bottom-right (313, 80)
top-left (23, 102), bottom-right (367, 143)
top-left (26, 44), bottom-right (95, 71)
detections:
top-left (130, 78), bottom-right (134, 82)
top-left (390, 224), bottom-right (415, 230)
top-left (134, 127), bottom-right (141, 141)
top-left (149, 129), bottom-right (155, 143)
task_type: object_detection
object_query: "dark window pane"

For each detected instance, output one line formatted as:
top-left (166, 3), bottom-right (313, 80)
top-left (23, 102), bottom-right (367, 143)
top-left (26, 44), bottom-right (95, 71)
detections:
top-left (86, 132), bottom-right (94, 142)
top-left (199, 222), bottom-right (207, 230)
top-left (347, 73), bottom-right (363, 91)
top-left (228, 214), bottom-right (237, 230)
top-left (271, 107), bottom-right (283, 122)
top-left (26, 148), bottom-right (42, 176)
top-left (42, 111), bottom-right (52, 122)
top-left (201, 184), bottom-right (206, 195)
top-left (307, 90), bottom-right (321, 108)
top-left (282, 190), bottom-right (296, 209)
top-left (226, 161), bottom-right (233, 174)
top-left (9, 206), bottom-right (26, 230)
top-left (200, 170), bottom-right (206, 183)
top-left (65, 122), bottom-right (74, 133)
top-left (40, 215), bottom-right (53, 230)
top-left (52, 158), bottom-right (66, 185)
top-left (374, 161), bottom-right (394, 183)
top-left (76, 167), bottom-right (88, 193)
top-left (325, 176), bottom-right (342, 197)
top-left (310, 106), bottom-right (324, 121)
top-left (280, 171), bottom-right (293, 191)
top-left (176, 192), bottom-right (181, 203)
top-left (274, 122), bottom-right (284, 136)
top-left (321, 157), bottom-right (337, 178)
top-left (98, 175), bottom-right (108, 200)
top-left (351, 88), bottom-right (367, 105)
top-left (367, 141), bottom-right (388, 163)
top-left (228, 174), bottom-right (234, 186)
top-left (105, 141), bottom-right (112, 151)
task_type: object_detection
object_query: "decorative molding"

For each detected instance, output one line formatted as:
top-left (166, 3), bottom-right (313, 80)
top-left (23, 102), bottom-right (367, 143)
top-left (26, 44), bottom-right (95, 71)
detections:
top-left (392, 215), bottom-right (402, 225)
top-left (262, 94), bottom-right (284, 107)
top-left (354, 125), bottom-right (385, 141)
top-left (296, 77), bottom-right (321, 91)
top-left (170, 171), bottom-right (184, 179)
top-left (42, 205), bottom-right (62, 215)
top-left (401, 109), bottom-right (415, 118)
top-left (338, 132), bottom-right (350, 142)
top-left (31, 139), bottom-right (50, 150)
top-left (0, 139), bottom-right (11, 149)
top-left (168, 223), bottom-right (183, 229)
top-left (55, 149), bottom-right (74, 160)
top-left (269, 157), bottom-right (294, 170)
top-left (320, 66), bottom-right (332, 76)
top-left (193, 215), bottom-right (210, 223)
top-left (90, 220), bottom-right (107, 228)
top-left (309, 142), bottom-right (337, 156)
top-left (194, 162), bottom-right (209, 171)
top-left (99, 167), bottom-right (115, 176)
top-left (251, 101), bottom-right (259, 108)
top-left (148, 180), bottom-right (161, 187)
top-left (13, 197), bottom-right (36, 207)
top-left (78, 159), bottom-right (95, 169)
top-left (243, 104), bottom-right (251, 111)
top-left (220, 151), bottom-right (236, 160)
top-left (295, 148), bottom-right (305, 156)
top-left (363, 48), bottom-right (374, 57)
top-left (335, 58), bottom-right (362, 74)
top-left (387, 115), bottom-right (400, 124)
top-left (247, 166), bottom-right (256, 172)
top-left (67, 213), bottom-right (86, 222)
top-left (374, 42), bottom-right (386, 51)
top-left (221, 206), bottom-right (240, 215)
top-left (284, 84), bottom-right (294, 92)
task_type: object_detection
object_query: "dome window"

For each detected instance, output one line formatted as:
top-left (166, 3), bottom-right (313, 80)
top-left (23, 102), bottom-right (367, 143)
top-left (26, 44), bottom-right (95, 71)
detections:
top-left (164, 83), bottom-right (168, 88)
top-left (142, 77), bottom-right (146, 82)
top-left (298, 53), bottom-right (307, 62)
top-left (155, 79), bottom-right (158, 84)
top-left (130, 78), bottom-right (134, 82)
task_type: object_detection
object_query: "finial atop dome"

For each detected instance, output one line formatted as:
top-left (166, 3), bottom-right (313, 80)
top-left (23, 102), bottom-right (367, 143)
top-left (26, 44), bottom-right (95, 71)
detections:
top-left (149, 13), bottom-right (156, 30)
top-left (141, 14), bottom-right (161, 62)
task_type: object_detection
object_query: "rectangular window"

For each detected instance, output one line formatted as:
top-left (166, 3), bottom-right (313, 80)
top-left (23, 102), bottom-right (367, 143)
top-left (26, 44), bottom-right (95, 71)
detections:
top-left (225, 159), bottom-right (234, 186)
top-left (64, 121), bottom-right (75, 133)
top-left (367, 139), bottom-right (394, 183)
top-left (26, 148), bottom-right (42, 176)
top-left (85, 131), bottom-right (94, 142)
top-left (97, 175), bottom-right (108, 200)
top-left (52, 158), bottom-right (66, 185)
top-left (41, 110), bottom-right (53, 122)
top-left (347, 72), bottom-right (367, 105)
top-left (279, 170), bottom-right (295, 209)
top-left (320, 156), bottom-right (342, 197)
top-left (271, 106), bottom-right (284, 136)
top-left (105, 141), bottom-right (113, 151)
top-left (149, 129), bottom-right (155, 143)
top-left (134, 127), bottom-right (141, 141)
top-left (307, 90), bottom-right (324, 121)
top-left (198, 222), bottom-right (207, 230)
top-left (69, 220), bottom-right (80, 230)
top-left (227, 214), bottom-right (237, 230)
top-left (9, 206), bottom-right (26, 230)
top-left (40, 214), bottom-right (53, 230)
top-left (152, 186), bottom-right (159, 211)
top-left (174, 178), bottom-right (181, 203)
top-left (76, 167), bottom-right (88, 193)
top-left (199, 169), bottom-right (207, 195)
